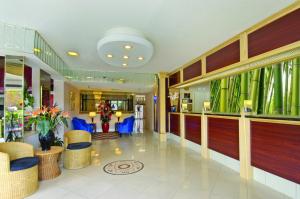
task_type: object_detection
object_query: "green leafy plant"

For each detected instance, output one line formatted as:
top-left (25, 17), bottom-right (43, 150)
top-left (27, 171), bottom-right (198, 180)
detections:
top-left (27, 105), bottom-right (69, 137)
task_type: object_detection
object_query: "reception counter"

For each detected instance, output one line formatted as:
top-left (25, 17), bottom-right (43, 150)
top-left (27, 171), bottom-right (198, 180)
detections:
top-left (168, 111), bottom-right (300, 197)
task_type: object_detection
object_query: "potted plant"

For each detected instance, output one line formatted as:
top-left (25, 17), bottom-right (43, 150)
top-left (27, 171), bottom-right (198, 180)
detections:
top-left (98, 100), bottom-right (113, 133)
top-left (27, 105), bottom-right (69, 151)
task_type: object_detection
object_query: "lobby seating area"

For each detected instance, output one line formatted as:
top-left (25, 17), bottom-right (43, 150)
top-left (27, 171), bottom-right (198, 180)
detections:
top-left (63, 130), bottom-right (92, 170)
top-left (1, 0), bottom-right (300, 198)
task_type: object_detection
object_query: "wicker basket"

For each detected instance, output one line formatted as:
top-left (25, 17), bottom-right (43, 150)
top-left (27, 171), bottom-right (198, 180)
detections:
top-left (63, 130), bottom-right (92, 169)
top-left (0, 142), bottom-right (39, 199)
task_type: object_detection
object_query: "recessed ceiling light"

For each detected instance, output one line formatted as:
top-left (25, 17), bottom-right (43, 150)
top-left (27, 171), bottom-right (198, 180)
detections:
top-left (107, 54), bottom-right (113, 58)
top-left (124, 45), bottom-right (132, 50)
top-left (122, 63), bottom-right (127, 67)
top-left (123, 55), bottom-right (129, 59)
top-left (86, 76), bottom-right (93, 79)
top-left (138, 56), bottom-right (144, 60)
top-left (33, 48), bottom-right (41, 53)
top-left (67, 51), bottom-right (79, 56)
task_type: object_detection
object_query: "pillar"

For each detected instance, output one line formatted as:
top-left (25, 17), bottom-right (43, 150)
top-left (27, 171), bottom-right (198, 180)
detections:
top-left (158, 72), bottom-right (168, 141)
top-left (201, 113), bottom-right (209, 158)
top-left (31, 67), bottom-right (40, 109)
top-left (239, 113), bottom-right (253, 179)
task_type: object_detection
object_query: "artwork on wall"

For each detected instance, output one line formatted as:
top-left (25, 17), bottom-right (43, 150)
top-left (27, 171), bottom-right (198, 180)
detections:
top-left (210, 57), bottom-right (300, 116)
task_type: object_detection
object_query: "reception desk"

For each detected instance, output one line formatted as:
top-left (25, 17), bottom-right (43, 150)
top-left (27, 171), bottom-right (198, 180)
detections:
top-left (169, 112), bottom-right (180, 136)
top-left (184, 113), bottom-right (201, 145)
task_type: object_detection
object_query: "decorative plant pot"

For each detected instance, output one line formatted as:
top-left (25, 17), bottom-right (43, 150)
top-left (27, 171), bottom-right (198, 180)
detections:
top-left (39, 130), bottom-right (55, 151)
top-left (102, 122), bottom-right (109, 133)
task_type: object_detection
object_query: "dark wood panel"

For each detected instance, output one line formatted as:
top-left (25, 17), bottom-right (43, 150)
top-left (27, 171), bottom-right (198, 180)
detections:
top-left (248, 9), bottom-right (300, 58)
top-left (0, 56), bottom-right (4, 93)
top-left (169, 71), bottom-right (180, 86)
top-left (185, 115), bottom-right (201, 145)
top-left (251, 121), bottom-right (300, 184)
top-left (206, 40), bottom-right (240, 73)
top-left (183, 60), bottom-right (202, 81)
top-left (170, 114), bottom-right (180, 136)
top-left (24, 65), bottom-right (32, 91)
top-left (166, 78), bottom-right (170, 132)
top-left (208, 117), bottom-right (239, 160)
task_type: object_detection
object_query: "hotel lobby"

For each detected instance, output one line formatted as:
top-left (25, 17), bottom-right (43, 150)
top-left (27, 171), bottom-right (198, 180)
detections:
top-left (0, 0), bottom-right (300, 198)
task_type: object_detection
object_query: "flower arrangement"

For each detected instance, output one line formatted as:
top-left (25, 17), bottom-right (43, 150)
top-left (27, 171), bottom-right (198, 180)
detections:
top-left (27, 105), bottom-right (69, 136)
top-left (98, 100), bottom-right (113, 123)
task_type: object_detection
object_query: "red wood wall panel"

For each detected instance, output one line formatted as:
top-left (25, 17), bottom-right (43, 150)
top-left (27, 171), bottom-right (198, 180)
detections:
top-left (208, 117), bottom-right (239, 160)
top-left (251, 121), bottom-right (300, 184)
top-left (248, 9), bottom-right (300, 58)
top-left (185, 115), bottom-right (201, 145)
top-left (170, 114), bottom-right (180, 136)
top-left (24, 65), bottom-right (32, 91)
top-left (0, 56), bottom-right (4, 93)
top-left (166, 78), bottom-right (170, 132)
top-left (183, 60), bottom-right (202, 81)
top-left (169, 71), bottom-right (180, 87)
top-left (206, 40), bottom-right (240, 73)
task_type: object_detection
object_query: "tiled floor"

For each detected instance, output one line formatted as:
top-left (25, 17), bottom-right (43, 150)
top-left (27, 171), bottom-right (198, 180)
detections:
top-left (28, 132), bottom-right (290, 199)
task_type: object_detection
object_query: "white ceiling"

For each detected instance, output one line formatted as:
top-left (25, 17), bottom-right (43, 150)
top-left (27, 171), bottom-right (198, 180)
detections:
top-left (0, 0), bottom-right (295, 74)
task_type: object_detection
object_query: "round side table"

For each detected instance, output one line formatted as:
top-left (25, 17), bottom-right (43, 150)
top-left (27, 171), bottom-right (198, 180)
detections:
top-left (35, 146), bottom-right (64, 181)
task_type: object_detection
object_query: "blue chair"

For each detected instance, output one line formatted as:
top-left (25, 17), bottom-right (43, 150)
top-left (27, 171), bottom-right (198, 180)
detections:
top-left (72, 117), bottom-right (94, 133)
top-left (116, 116), bottom-right (135, 136)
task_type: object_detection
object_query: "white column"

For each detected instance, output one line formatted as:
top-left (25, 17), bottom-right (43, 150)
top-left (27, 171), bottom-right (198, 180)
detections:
top-left (53, 79), bottom-right (65, 139)
top-left (53, 79), bottom-right (64, 109)
top-left (31, 67), bottom-right (40, 109)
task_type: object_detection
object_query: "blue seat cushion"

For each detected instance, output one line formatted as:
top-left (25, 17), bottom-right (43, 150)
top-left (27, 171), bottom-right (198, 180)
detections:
top-left (10, 157), bottom-right (39, 171)
top-left (67, 142), bottom-right (92, 150)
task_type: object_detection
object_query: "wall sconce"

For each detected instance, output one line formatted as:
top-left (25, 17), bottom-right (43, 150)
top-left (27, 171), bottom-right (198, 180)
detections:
top-left (89, 112), bottom-right (96, 123)
top-left (116, 111), bottom-right (122, 122)
top-left (203, 101), bottom-right (211, 112)
top-left (243, 100), bottom-right (253, 113)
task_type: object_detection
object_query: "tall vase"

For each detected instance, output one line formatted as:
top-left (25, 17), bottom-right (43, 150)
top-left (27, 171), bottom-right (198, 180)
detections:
top-left (39, 130), bottom-right (55, 151)
top-left (102, 122), bottom-right (109, 133)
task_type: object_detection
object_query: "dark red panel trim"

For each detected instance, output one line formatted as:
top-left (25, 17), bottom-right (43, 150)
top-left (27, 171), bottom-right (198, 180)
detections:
top-left (166, 78), bottom-right (170, 132)
top-left (183, 60), bottom-right (202, 81)
top-left (206, 40), bottom-right (240, 73)
top-left (251, 121), bottom-right (300, 184)
top-left (208, 117), bottom-right (239, 160)
top-left (170, 114), bottom-right (180, 136)
top-left (248, 9), bottom-right (300, 58)
top-left (24, 65), bottom-right (32, 91)
top-left (0, 56), bottom-right (4, 93)
top-left (185, 115), bottom-right (201, 145)
top-left (169, 71), bottom-right (180, 86)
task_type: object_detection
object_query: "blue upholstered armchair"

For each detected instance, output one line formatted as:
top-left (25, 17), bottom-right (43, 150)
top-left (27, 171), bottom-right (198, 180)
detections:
top-left (116, 116), bottom-right (135, 136)
top-left (72, 117), bottom-right (94, 133)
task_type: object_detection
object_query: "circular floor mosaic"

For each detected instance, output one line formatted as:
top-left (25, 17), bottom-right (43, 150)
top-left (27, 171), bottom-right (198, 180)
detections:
top-left (103, 160), bottom-right (144, 175)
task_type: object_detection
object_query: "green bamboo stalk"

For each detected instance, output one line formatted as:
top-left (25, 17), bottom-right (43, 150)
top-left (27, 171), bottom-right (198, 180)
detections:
top-left (291, 58), bottom-right (300, 116)
top-left (257, 68), bottom-right (265, 114)
top-left (283, 62), bottom-right (289, 115)
top-left (250, 69), bottom-right (260, 113)
top-left (263, 67), bottom-right (272, 113)
top-left (287, 61), bottom-right (293, 115)
top-left (211, 80), bottom-right (221, 112)
top-left (274, 63), bottom-right (283, 114)
top-left (240, 73), bottom-right (248, 110)
top-left (220, 78), bottom-right (228, 112)
top-left (266, 84), bottom-right (274, 114)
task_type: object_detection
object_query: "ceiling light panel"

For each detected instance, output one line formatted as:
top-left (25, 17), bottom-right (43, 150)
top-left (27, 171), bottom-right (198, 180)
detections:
top-left (97, 27), bottom-right (153, 68)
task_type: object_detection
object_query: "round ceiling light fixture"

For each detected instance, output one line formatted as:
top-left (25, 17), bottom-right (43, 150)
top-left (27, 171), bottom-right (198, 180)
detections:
top-left (97, 27), bottom-right (154, 68)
